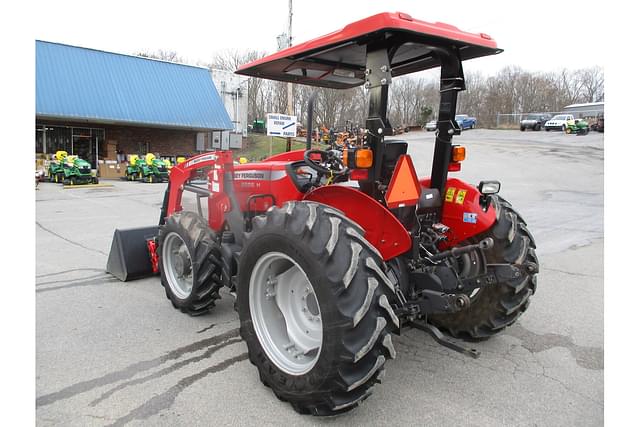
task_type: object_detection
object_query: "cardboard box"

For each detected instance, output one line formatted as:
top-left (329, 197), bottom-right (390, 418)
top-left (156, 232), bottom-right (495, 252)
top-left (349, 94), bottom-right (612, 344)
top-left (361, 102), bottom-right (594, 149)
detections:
top-left (105, 140), bottom-right (118, 160)
top-left (98, 163), bottom-right (125, 179)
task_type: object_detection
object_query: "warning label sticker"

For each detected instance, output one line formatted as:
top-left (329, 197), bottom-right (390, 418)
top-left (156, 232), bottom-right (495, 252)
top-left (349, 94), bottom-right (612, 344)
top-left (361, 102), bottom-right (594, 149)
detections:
top-left (455, 190), bottom-right (467, 204)
top-left (445, 187), bottom-right (456, 202)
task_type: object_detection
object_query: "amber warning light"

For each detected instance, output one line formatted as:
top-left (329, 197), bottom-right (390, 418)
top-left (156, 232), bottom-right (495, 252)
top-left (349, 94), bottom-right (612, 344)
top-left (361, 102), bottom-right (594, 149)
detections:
top-left (449, 145), bottom-right (466, 172)
top-left (343, 148), bottom-right (373, 169)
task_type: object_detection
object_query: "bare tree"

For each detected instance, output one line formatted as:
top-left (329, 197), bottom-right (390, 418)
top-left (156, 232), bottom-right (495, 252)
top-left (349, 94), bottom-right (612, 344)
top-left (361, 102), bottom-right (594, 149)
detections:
top-left (578, 66), bottom-right (605, 103)
top-left (135, 49), bottom-right (184, 63)
top-left (189, 47), bottom-right (605, 129)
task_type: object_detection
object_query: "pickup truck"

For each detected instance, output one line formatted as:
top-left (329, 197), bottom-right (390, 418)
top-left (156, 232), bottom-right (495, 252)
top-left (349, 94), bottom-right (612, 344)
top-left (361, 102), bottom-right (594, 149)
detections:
top-left (455, 114), bottom-right (477, 130)
top-left (544, 114), bottom-right (574, 131)
top-left (520, 113), bottom-right (552, 131)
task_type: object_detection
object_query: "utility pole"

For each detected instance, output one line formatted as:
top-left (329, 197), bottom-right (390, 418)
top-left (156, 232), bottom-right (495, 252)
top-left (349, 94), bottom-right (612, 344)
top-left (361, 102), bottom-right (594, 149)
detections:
top-left (285, 0), bottom-right (294, 151)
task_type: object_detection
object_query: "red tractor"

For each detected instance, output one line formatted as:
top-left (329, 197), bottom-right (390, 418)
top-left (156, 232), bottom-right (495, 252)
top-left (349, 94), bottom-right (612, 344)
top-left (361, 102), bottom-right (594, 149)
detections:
top-left (108, 12), bottom-right (538, 416)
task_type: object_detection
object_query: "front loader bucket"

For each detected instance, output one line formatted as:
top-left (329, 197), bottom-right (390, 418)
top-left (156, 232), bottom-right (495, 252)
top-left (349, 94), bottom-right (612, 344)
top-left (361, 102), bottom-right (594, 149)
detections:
top-left (106, 226), bottom-right (159, 281)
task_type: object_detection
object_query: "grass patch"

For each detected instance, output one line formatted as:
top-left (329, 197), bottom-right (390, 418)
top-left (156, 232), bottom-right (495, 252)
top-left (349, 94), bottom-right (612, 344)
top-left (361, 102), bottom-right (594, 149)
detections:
top-left (237, 134), bottom-right (323, 161)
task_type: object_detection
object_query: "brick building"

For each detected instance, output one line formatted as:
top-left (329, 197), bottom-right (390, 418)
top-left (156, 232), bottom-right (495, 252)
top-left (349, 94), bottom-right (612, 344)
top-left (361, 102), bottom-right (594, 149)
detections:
top-left (36, 41), bottom-right (232, 168)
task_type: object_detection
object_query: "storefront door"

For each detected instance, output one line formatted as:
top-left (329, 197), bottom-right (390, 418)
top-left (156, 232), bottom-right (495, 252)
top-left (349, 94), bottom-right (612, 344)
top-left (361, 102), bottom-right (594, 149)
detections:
top-left (36, 125), bottom-right (104, 168)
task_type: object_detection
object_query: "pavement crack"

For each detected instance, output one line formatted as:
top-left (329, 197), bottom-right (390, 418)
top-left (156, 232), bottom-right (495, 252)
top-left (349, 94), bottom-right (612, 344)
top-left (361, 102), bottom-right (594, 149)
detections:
top-left (36, 221), bottom-right (108, 256)
top-left (105, 353), bottom-right (248, 427)
top-left (196, 323), bottom-right (217, 334)
top-left (36, 268), bottom-right (105, 278)
top-left (540, 365), bottom-right (603, 407)
top-left (36, 328), bottom-right (240, 407)
top-left (36, 276), bottom-right (119, 293)
top-left (36, 273), bottom-right (109, 287)
top-left (543, 267), bottom-right (601, 278)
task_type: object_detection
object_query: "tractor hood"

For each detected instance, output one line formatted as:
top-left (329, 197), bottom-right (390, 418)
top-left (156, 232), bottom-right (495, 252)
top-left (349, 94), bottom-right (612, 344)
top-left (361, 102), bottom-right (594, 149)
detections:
top-left (236, 12), bottom-right (502, 89)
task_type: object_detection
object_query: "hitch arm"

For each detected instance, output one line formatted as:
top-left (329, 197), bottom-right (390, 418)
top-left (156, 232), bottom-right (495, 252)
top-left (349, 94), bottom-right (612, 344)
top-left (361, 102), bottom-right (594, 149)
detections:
top-left (409, 320), bottom-right (480, 359)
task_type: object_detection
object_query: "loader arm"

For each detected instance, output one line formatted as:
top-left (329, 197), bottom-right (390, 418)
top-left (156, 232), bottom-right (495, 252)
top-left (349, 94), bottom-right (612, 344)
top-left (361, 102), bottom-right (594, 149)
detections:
top-left (162, 151), bottom-right (236, 230)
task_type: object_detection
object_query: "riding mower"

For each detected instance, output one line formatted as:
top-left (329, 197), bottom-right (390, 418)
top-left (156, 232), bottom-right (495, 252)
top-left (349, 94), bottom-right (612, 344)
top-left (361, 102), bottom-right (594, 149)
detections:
top-left (107, 12), bottom-right (538, 416)
top-left (48, 150), bottom-right (68, 183)
top-left (48, 150), bottom-right (98, 185)
top-left (334, 120), bottom-right (362, 149)
top-left (565, 118), bottom-right (590, 135)
top-left (125, 153), bottom-right (169, 182)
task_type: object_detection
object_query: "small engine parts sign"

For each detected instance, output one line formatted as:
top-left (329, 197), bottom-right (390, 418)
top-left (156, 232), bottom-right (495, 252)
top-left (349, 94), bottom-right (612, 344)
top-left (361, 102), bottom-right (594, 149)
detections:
top-left (267, 113), bottom-right (297, 137)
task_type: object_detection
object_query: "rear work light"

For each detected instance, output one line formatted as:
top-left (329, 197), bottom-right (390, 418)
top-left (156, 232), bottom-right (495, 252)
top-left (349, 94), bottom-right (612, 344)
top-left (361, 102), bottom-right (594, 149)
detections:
top-left (478, 180), bottom-right (501, 195)
top-left (343, 148), bottom-right (373, 169)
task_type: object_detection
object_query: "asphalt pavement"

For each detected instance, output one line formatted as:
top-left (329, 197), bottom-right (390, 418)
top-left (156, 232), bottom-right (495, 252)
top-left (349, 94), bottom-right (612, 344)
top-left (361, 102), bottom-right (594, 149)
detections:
top-left (36, 129), bottom-right (604, 426)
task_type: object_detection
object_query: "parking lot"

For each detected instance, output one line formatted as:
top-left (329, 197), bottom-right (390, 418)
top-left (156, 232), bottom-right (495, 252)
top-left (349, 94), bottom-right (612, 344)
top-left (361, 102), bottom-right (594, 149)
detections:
top-left (36, 129), bottom-right (604, 426)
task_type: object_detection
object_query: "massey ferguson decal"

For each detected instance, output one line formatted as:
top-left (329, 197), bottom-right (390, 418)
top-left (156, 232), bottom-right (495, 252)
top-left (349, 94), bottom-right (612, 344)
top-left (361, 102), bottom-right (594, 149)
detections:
top-left (233, 170), bottom-right (287, 181)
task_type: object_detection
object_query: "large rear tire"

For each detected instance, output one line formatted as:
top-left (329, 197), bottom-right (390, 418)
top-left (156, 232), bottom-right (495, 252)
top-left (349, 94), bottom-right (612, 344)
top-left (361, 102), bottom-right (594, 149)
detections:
top-left (158, 211), bottom-right (223, 315)
top-left (238, 201), bottom-right (398, 415)
top-left (429, 196), bottom-right (539, 340)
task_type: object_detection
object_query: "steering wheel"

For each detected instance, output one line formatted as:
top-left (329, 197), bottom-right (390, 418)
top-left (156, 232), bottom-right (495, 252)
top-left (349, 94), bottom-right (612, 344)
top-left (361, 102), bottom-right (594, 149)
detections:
top-left (303, 149), bottom-right (349, 176)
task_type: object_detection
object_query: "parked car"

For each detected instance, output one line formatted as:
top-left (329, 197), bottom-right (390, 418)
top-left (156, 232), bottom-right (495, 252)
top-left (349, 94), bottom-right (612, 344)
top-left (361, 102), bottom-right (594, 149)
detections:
top-left (590, 113), bottom-right (604, 133)
top-left (544, 114), bottom-right (574, 131)
top-left (455, 114), bottom-right (477, 130)
top-left (424, 120), bottom-right (437, 131)
top-left (520, 113), bottom-right (552, 131)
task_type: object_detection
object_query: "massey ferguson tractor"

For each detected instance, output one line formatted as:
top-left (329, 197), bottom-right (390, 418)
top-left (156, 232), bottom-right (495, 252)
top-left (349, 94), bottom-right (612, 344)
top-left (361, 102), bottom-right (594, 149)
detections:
top-left (107, 12), bottom-right (538, 416)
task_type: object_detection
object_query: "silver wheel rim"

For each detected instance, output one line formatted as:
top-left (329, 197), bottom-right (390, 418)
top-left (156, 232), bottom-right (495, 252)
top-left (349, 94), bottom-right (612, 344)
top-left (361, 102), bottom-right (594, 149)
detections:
top-left (162, 232), bottom-right (194, 299)
top-left (249, 252), bottom-right (322, 375)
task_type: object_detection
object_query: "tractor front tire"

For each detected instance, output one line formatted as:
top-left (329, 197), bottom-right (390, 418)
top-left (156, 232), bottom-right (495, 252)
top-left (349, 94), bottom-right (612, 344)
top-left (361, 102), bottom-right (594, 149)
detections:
top-left (429, 196), bottom-right (538, 340)
top-left (158, 211), bottom-right (223, 316)
top-left (238, 201), bottom-right (398, 415)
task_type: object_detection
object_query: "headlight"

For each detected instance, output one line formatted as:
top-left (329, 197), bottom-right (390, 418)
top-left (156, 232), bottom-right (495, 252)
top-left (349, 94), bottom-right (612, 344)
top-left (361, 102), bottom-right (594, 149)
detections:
top-left (478, 180), bottom-right (501, 195)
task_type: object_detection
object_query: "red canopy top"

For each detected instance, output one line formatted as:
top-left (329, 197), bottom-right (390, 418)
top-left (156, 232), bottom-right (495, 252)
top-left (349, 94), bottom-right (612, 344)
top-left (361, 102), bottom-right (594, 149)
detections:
top-left (236, 12), bottom-right (502, 89)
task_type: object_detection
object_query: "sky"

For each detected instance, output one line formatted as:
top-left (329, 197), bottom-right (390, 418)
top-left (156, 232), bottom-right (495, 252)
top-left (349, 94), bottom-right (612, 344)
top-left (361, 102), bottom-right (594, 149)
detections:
top-left (31, 0), bottom-right (605, 76)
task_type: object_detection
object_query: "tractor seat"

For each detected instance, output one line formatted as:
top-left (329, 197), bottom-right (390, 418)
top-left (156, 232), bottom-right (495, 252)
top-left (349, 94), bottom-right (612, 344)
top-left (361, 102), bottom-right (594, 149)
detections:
top-left (380, 139), bottom-right (408, 181)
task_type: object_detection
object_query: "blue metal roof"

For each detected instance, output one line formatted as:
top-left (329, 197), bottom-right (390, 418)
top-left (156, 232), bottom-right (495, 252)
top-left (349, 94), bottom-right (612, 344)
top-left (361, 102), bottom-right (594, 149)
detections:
top-left (36, 41), bottom-right (233, 131)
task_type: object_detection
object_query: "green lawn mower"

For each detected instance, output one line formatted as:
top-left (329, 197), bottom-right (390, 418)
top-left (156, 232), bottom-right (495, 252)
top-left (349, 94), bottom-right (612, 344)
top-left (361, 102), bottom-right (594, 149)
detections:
top-left (48, 151), bottom-right (68, 183)
top-left (565, 118), bottom-right (590, 135)
top-left (48, 151), bottom-right (98, 185)
top-left (125, 153), bottom-right (169, 183)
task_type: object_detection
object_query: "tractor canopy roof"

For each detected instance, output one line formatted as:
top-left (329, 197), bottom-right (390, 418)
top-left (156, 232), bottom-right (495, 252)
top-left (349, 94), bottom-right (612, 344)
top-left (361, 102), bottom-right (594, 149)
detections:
top-left (236, 12), bottom-right (502, 89)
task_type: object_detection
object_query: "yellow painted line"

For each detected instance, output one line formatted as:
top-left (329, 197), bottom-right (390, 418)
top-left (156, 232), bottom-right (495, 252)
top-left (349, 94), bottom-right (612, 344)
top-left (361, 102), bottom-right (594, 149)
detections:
top-left (63, 183), bottom-right (114, 189)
